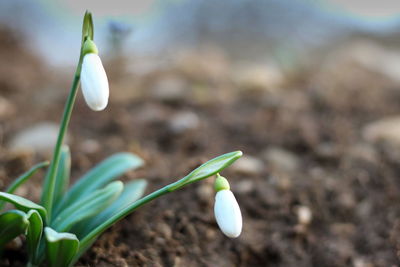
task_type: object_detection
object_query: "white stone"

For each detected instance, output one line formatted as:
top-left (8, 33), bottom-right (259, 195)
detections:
top-left (9, 122), bottom-right (64, 153)
top-left (151, 76), bottom-right (187, 102)
top-left (169, 111), bottom-right (200, 133)
top-left (263, 147), bottom-right (299, 172)
top-left (231, 155), bottom-right (264, 176)
top-left (362, 116), bottom-right (400, 147)
top-left (297, 206), bottom-right (312, 225)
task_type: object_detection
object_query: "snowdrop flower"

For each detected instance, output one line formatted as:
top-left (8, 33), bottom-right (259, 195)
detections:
top-left (214, 174), bottom-right (242, 238)
top-left (80, 39), bottom-right (109, 111)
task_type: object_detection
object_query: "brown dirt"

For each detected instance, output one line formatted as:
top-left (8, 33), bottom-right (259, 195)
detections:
top-left (1, 28), bottom-right (400, 267)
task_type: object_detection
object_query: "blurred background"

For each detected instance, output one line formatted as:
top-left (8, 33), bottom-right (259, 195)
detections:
top-left (1, 0), bottom-right (400, 266)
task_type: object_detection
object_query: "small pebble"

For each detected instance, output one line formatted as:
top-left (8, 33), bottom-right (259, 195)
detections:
top-left (196, 183), bottom-right (213, 204)
top-left (297, 206), bottom-right (312, 225)
top-left (231, 155), bottom-right (264, 176)
top-left (362, 116), bottom-right (400, 147)
top-left (81, 139), bottom-right (101, 154)
top-left (0, 96), bottom-right (15, 119)
top-left (169, 111), bottom-right (200, 134)
top-left (156, 222), bottom-right (172, 239)
top-left (151, 76), bottom-right (188, 103)
top-left (234, 180), bottom-right (255, 194)
top-left (8, 122), bottom-right (64, 153)
top-left (262, 147), bottom-right (299, 172)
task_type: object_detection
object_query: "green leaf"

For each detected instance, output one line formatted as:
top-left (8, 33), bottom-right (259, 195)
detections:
top-left (26, 210), bottom-right (43, 264)
top-left (53, 145), bottom-right (71, 209)
top-left (168, 151), bottom-right (243, 191)
top-left (73, 179), bottom-right (147, 238)
top-left (0, 210), bottom-right (29, 248)
top-left (44, 227), bottom-right (79, 267)
top-left (52, 181), bottom-right (123, 232)
top-left (0, 161), bottom-right (49, 210)
top-left (0, 192), bottom-right (47, 222)
top-left (55, 153), bottom-right (143, 216)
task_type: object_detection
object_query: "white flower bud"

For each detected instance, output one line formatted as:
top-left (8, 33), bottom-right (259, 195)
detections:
top-left (214, 189), bottom-right (242, 238)
top-left (80, 53), bottom-right (109, 111)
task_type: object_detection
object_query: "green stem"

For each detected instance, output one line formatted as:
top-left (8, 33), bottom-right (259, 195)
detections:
top-left (41, 64), bottom-right (82, 220)
top-left (79, 180), bottom-right (180, 251)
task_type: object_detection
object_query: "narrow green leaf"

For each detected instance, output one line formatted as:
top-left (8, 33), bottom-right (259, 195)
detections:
top-left (44, 227), bottom-right (79, 267)
top-left (0, 210), bottom-right (29, 248)
top-left (74, 179), bottom-right (147, 238)
top-left (53, 145), bottom-right (71, 208)
top-left (169, 151), bottom-right (243, 191)
top-left (0, 161), bottom-right (49, 210)
top-left (26, 210), bottom-right (43, 264)
top-left (78, 151), bottom-right (243, 255)
top-left (55, 153), bottom-right (143, 215)
top-left (52, 181), bottom-right (123, 232)
top-left (0, 192), bottom-right (47, 222)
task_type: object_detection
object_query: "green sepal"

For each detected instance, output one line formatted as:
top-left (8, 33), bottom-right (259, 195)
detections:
top-left (51, 181), bottom-right (123, 232)
top-left (73, 179), bottom-right (147, 238)
top-left (168, 151), bottom-right (242, 191)
top-left (26, 210), bottom-right (43, 264)
top-left (54, 153), bottom-right (143, 217)
top-left (0, 210), bottom-right (29, 248)
top-left (0, 161), bottom-right (49, 211)
top-left (44, 227), bottom-right (79, 267)
top-left (214, 174), bottom-right (230, 191)
top-left (0, 192), bottom-right (47, 223)
top-left (82, 39), bottom-right (98, 56)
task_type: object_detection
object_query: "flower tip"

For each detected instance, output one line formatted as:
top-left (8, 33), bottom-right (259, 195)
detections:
top-left (88, 102), bottom-right (108, 111)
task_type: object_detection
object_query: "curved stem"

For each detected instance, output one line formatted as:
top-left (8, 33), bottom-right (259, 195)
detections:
top-left (78, 181), bottom-right (177, 252)
top-left (41, 66), bottom-right (82, 220)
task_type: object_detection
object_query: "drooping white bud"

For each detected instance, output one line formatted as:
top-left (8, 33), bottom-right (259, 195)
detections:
top-left (80, 53), bottom-right (109, 111)
top-left (214, 189), bottom-right (242, 238)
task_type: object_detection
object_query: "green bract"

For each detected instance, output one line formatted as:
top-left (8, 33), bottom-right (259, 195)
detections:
top-left (0, 10), bottom-right (243, 267)
top-left (214, 174), bottom-right (231, 192)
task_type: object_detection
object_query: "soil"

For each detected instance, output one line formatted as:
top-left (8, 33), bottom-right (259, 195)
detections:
top-left (1, 28), bottom-right (400, 267)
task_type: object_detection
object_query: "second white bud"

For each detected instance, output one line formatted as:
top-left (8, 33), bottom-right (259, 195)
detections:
top-left (80, 48), bottom-right (109, 111)
top-left (214, 174), bottom-right (242, 238)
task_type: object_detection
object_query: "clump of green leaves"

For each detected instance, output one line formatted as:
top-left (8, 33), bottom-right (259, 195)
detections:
top-left (0, 11), bottom-right (242, 267)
